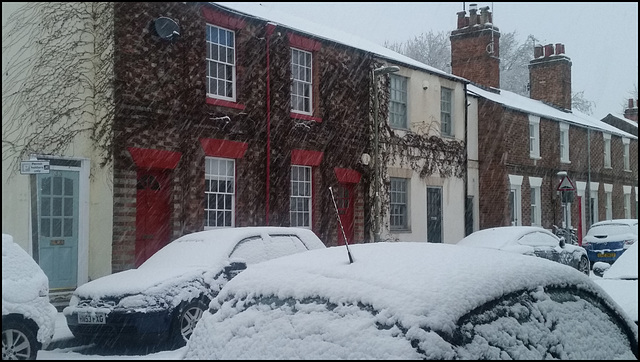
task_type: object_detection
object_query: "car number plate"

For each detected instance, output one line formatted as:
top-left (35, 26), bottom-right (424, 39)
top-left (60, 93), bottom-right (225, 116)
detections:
top-left (78, 312), bottom-right (106, 324)
top-left (597, 252), bottom-right (616, 258)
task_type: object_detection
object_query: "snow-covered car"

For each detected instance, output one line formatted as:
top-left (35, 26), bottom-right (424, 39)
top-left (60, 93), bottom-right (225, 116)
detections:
top-left (592, 241), bottom-right (638, 325)
top-left (63, 227), bottom-right (325, 347)
top-left (2, 234), bottom-right (58, 360)
top-left (456, 226), bottom-right (590, 275)
top-left (183, 242), bottom-right (638, 359)
top-left (583, 219), bottom-right (638, 266)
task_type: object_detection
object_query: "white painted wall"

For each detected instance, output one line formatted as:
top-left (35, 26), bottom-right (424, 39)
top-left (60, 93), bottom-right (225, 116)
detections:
top-left (377, 64), bottom-right (470, 244)
top-left (2, 2), bottom-right (114, 286)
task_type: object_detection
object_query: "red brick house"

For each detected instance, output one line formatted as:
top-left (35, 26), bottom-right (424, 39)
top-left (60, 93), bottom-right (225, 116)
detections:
top-left (111, 2), bottom-right (378, 271)
top-left (451, 5), bottom-right (638, 240)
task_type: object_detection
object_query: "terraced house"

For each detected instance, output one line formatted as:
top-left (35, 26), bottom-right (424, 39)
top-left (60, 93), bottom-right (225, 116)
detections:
top-left (3, 0), bottom-right (477, 305)
top-left (450, 4), bottom-right (638, 240)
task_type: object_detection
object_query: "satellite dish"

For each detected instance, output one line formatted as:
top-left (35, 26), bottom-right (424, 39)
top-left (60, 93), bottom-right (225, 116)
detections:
top-left (152, 17), bottom-right (180, 41)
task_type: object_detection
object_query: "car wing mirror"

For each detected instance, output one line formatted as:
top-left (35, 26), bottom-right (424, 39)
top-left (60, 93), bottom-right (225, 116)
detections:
top-left (558, 236), bottom-right (566, 248)
top-left (223, 261), bottom-right (247, 280)
top-left (592, 262), bottom-right (610, 278)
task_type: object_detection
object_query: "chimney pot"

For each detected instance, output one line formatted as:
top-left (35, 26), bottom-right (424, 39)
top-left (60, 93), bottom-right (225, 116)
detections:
top-left (457, 11), bottom-right (467, 29)
top-left (534, 45), bottom-right (543, 59)
top-left (469, 4), bottom-right (478, 25)
top-left (544, 44), bottom-right (554, 57)
top-left (555, 43), bottom-right (565, 55)
top-left (629, 98), bottom-right (635, 109)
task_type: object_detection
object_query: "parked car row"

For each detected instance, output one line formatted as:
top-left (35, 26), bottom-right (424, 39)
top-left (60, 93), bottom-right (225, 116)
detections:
top-left (4, 222), bottom-right (639, 359)
top-left (184, 241), bottom-right (638, 359)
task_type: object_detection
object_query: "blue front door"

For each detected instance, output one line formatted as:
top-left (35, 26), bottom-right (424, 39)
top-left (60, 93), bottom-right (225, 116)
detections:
top-left (37, 170), bottom-right (79, 290)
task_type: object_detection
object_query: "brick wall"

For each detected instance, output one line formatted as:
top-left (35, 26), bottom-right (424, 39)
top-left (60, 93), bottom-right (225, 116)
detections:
top-left (111, 2), bottom-right (372, 271)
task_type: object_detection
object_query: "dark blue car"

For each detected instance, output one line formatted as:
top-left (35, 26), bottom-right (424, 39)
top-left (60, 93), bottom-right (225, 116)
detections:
top-left (582, 219), bottom-right (638, 266)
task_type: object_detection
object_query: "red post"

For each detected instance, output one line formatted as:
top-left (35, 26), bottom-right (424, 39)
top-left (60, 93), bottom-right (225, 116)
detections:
top-left (577, 196), bottom-right (583, 246)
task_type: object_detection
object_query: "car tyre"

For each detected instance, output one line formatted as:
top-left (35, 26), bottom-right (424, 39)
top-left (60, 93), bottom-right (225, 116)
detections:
top-left (171, 299), bottom-right (207, 347)
top-left (2, 319), bottom-right (39, 360)
top-left (578, 256), bottom-right (590, 276)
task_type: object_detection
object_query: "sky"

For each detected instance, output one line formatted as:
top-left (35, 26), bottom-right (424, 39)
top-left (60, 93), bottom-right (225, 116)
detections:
top-left (258, 2), bottom-right (639, 120)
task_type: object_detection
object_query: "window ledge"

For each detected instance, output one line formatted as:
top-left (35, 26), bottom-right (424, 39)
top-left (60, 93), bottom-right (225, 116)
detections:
top-left (561, 159), bottom-right (571, 164)
top-left (206, 97), bottom-right (246, 110)
top-left (291, 112), bottom-right (322, 123)
top-left (529, 155), bottom-right (542, 160)
top-left (390, 228), bottom-right (412, 234)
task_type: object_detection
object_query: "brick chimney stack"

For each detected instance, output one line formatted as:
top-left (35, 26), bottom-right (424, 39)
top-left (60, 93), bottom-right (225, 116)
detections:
top-left (450, 4), bottom-right (500, 89)
top-left (624, 98), bottom-right (638, 122)
top-left (528, 43), bottom-right (572, 110)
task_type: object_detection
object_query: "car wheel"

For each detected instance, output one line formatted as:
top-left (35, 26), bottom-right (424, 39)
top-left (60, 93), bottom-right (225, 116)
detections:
top-left (2, 319), bottom-right (39, 360)
top-left (171, 299), bottom-right (207, 347)
top-left (578, 256), bottom-right (590, 276)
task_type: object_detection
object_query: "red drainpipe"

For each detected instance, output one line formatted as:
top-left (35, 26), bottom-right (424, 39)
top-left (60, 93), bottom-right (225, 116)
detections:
top-left (265, 23), bottom-right (276, 225)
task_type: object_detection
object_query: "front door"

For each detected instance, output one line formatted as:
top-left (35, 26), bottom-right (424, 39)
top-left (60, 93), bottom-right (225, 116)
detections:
top-left (335, 183), bottom-right (355, 245)
top-left (135, 169), bottom-right (171, 267)
top-left (427, 186), bottom-right (442, 243)
top-left (37, 170), bottom-right (79, 290)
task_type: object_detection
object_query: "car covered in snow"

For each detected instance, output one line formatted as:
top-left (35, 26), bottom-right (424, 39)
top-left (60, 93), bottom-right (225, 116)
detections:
top-left (583, 219), bottom-right (638, 266)
top-left (456, 226), bottom-right (590, 275)
top-left (593, 241), bottom-right (638, 325)
top-left (184, 242), bottom-right (638, 359)
top-left (63, 227), bottom-right (325, 347)
top-left (2, 233), bottom-right (58, 360)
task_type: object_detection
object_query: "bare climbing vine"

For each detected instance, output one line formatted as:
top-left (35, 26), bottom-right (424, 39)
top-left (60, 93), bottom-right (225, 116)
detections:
top-left (2, 2), bottom-right (115, 174)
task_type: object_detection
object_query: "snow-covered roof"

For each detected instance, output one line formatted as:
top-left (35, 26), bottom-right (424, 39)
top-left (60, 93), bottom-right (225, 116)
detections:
top-left (468, 84), bottom-right (637, 139)
top-left (607, 113), bottom-right (639, 130)
top-left (210, 2), bottom-right (467, 83)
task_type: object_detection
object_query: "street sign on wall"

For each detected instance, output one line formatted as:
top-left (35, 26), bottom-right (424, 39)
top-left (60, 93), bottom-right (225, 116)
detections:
top-left (20, 160), bottom-right (50, 174)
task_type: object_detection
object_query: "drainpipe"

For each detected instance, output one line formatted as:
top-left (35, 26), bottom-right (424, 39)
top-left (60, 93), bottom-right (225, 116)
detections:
top-left (265, 22), bottom-right (276, 225)
top-left (463, 83), bottom-right (470, 236)
top-left (586, 128), bottom-right (591, 230)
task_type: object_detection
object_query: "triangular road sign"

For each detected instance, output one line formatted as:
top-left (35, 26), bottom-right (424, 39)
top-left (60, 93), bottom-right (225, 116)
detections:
top-left (557, 176), bottom-right (575, 191)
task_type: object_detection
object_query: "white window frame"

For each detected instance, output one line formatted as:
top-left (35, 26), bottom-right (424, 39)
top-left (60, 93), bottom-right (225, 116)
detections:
top-left (389, 177), bottom-right (409, 230)
top-left (204, 157), bottom-right (235, 229)
top-left (589, 182), bottom-right (599, 225)
top-left (623, 186), bottom-right (632, 219)
top-left (603, 133), bottom-right (612, 168)
top-left (290, 165), bottom-right (312, 228)
top-left (291, 47), bottom-right (313, 115)
top-left (389, 74), bottom-right (408, 129)
top-left (441, 87), bottom-right (453, 137)
top-left (509, 175), bottom-right (523, 226)
top-left (528, 115), bottom-right (540, 159)
top-left (529, 177), bottom-right (542, 226)
top-left (623, 138), bottom-right (630, 171)
top-left (604, 183), bottom-right (613, 220)
top-left (559, 122), bottom-right (570, 163)
top-left (206, 24), bottom-right (236, 101)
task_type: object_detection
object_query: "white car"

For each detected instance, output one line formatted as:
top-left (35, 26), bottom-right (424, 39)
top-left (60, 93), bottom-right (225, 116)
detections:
top-left (184, 242), bottom-right (638, 360)
top-left (593, 241), bottom-right (638, 324)
top-left (456, 226), bottom-right (590, 275)
top-left (63, 227), bottom-right (325, 347)
top-left (2, 234), bottom-right (58, 360)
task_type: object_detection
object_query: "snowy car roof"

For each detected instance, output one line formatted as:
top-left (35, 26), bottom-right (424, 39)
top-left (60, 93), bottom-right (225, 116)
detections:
top-left (455, 226), bottom-right (556, 250)
top-left (72, 227), bottom-right (325, 298)
top-left (211, 242), bottom-right (611, 334)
